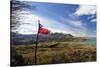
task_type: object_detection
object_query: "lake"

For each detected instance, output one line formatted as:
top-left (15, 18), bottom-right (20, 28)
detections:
top-left (82, 38), bottom-right (96, 45)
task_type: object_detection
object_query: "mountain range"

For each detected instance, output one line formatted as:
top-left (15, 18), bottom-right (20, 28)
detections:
top-left (11, 32), bottom-right (74, 45)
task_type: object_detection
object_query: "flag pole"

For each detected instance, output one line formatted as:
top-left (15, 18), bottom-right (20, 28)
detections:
top-left (34, 20), bottom-right (40, 65)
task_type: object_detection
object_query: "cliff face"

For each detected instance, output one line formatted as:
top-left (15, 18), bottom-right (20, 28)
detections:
top-left (11, 32), bottom-right (74, 45)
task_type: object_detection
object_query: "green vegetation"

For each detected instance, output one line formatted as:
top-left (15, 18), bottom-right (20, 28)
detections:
top-left (11, 42), bottom-right (96, 66)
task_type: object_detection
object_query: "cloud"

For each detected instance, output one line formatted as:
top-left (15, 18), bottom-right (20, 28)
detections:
top-left (90, 18), bottom-right (96, 22)
top-left (59, 16), bottom-right (88, 37)
top-left (13, 3), bottom-right (96, 37)
top-left (87, 15), bottom-right (95, 19)
top-left (74, 5), bottom-right (96, 23)
top-left (68, 20), bottom-right (83, 28)
top-left (87, 15), bottom-right (96, 23)
top-left (48, 28), bottom-right (72, 34)
top-left (59, 16), bottom-right (85, 29)
top-left (15, 10), bottom-right (74, 35)
top-left (74, 5), bottom-right (96, 16)
top-left (72, 5), bottom-right (96, 37)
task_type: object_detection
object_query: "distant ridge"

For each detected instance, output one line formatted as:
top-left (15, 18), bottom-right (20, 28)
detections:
top-left (11, 32), bottom-right (74, 45)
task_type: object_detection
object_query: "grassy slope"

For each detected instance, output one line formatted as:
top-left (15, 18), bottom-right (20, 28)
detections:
top-left (11, 42), bottom-right (96, 66)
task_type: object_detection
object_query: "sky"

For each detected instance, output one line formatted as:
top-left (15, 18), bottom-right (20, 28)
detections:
top-left (13, 0), bottom-right (97, 37)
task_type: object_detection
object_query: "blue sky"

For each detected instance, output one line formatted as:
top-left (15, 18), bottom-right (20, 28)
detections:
top-left (15, 1), bottom-right (96, 37)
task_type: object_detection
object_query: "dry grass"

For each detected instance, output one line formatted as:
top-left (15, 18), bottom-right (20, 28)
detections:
top-left (11, 42), bottom-right (96, 66)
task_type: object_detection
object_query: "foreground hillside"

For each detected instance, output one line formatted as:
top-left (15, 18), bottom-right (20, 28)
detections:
top-left (11, 42), bottom-right (96, 66)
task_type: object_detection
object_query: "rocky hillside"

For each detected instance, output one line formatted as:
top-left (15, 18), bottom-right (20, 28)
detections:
top-left (11, 32), bottom-right (74, 45)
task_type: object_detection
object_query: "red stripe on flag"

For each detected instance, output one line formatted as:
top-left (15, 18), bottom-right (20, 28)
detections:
top-left (39, 27), bottom-right (50, 34)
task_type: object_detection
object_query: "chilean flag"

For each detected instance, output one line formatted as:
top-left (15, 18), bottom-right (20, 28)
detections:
top-left (38, 22), bottom-right (50, 34)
